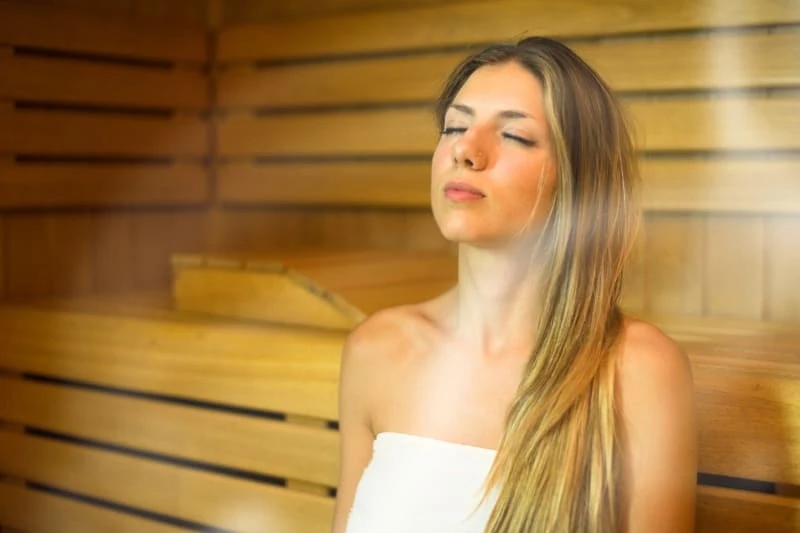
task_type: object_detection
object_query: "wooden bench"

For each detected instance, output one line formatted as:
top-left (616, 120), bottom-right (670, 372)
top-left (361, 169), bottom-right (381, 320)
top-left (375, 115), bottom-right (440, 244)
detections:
top-left (0, 294), bottom-right (797, 532)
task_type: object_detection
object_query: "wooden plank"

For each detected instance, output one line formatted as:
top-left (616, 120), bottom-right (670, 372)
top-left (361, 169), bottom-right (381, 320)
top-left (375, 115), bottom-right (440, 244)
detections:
top-left (0, 430), bottom-right (335, 533)
top-left (47, 213), bottom-right (95, 296)
top-left (630, 96), bottom-right (800, 152)
top-left (692, 356), bottom-right (800, 484)
top-left (0, 304), bottom-right (345, 360)
top-left (0, 214), bottom-right (5, 301)
top-left (217, 158), bottom-right (800, 214)
top-left (0, 376), bottom-right (340, 487)
top-left (705, 215), bottom-right (764, 318)
top-left (619, 231), bottom-right (646, 313)
top-left (643, 214), bottom-right (705, 315)
top-left (0, 330), bottom-right (340, 421)
top-left (91, 213), bottom-right (135, 293)
top-left (0, 2), bottom-right (207, 63)
top-left (0, 108), bottom-right (208, 158)
top-left (696, 485), bottom-right (800, 533)
top-left (217, 161), bottom-right (431, 206)
top-left (0, 162), bottom-right (209, 208)
top-left (0, 55), bottom-right (208, 110)
top-left (765, 216), bottom-right (800, 322)
top-left (0, 481), bottom-right (188, 533)
top-left (217, 97), bottom-right (800, 157)
top-left (640, 158), bottom-right (800, 214)
top-left (130, 210), bottom-right (209, 291)
top-left (217, 30), bottom-right (800, 109)
top-left (217, 0), bottom-right (800, 62)
top-left (219, 0), bottom-right (464, 24)
top-left (4, 214), bottom-right (53, 298)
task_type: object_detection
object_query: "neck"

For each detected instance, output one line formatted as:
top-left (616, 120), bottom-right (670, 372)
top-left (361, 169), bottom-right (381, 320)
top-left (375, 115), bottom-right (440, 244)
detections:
top-left (447, 239), bottom-right (546, 358)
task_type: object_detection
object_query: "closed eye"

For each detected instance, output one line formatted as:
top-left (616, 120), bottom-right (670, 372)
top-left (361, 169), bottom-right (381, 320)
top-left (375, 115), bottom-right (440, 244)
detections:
top-left (441, 127), bottom-right (467, 135)
top-left (503, 133), bottom-right (535, 147)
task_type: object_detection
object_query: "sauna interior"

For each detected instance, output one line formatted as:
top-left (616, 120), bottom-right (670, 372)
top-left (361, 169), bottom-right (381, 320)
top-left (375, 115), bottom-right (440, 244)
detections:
top-left (0, 0), bottom-right (798, 531)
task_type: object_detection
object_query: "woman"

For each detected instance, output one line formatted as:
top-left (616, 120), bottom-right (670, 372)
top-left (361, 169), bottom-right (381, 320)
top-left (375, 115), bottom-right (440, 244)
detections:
top-left (331, 37), bottom-right (697, 533)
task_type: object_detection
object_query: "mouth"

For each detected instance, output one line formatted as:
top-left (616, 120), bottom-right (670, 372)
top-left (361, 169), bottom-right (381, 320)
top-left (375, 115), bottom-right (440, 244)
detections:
top-left (444, 181), bottom-right (486, 201)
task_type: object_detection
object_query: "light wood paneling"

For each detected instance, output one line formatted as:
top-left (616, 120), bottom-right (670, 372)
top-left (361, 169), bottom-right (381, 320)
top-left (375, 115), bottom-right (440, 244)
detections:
top-left (765, 217), bottom-right (800, 322)
top-left (0, 108), bottom-right (208, 158)
top-left (130, 210), bottom-right (209, 290)
top-left (0, 2), bottom-right (207, 63)
top-left (0, 430), bottom-right (335, 533)
top-left (0, 215), bottom-right (5, 300)
top-left (217, 0), bottom-right (800, 61)
top-left (217, 30), bottom-right (800, 108)
top-left (640, 158), bottom-right (800, 215)
top-left (219, 0), bottom-right (463, 24)
top-left (217, 98), bottom-right (800, 158)
top-left (705, 215), bottom-right (765, 318)
top-left (0, 163), bottom-right (208, 208)
top-left (47, 213), bottom-right (95, 296)
top-left (5, 215), bottom-right (54, 298)
top-left (0, 55), bottom-right (208, 110)
top-left (0, 481), bottom-right (187, 533)
top-left (217, 161), bottom-right (431, 207)
top-left (695, 485), bottom-right (800, 533)
top-left (644, 214), bottom-right (706, 315)
top-left (0, 376), bottom-right (340, 484)
top-left (91, 213), bottom-right (135, 293)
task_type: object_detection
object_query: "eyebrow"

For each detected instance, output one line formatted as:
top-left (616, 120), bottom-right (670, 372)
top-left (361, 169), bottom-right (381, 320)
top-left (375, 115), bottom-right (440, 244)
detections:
top-left (449, 103), bottom-right (536, 121)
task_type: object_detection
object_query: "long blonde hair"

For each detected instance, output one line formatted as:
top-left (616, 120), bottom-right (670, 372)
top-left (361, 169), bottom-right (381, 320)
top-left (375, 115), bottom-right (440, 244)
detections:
top-left (435, 37), bottom-right (641, 532)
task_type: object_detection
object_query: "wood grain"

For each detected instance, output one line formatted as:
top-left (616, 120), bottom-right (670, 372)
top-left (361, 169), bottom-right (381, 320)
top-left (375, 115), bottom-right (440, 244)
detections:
top-left (644, 214), bottom-right (706, 315)
top-left (0, 55), bottom-right (208, 110)
top-left (0, 108), bottom-right (208, 158)
top-left (705, 215), bottom-right (764, 318)
top-left (217, 30), bottom-right (800, 108)
top-left (217, 0), bottom-right (800, 61)
top-left (0, 480), bottom-right (187, 533)
top-left (765, 216), bottom-right (800, 322)
top-left (0, 2), bottom-right (207, 63)
top-left (0, 163), bottom-right (208, 208)
top-left (0, 430), bottom-right (335, 533)
top-left (0, 376), bottom-right (340, 485)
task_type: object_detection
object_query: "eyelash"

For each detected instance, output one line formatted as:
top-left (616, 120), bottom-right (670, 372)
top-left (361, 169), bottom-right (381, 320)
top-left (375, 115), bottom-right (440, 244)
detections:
top-left (440, 127), bottom-right (535, 147)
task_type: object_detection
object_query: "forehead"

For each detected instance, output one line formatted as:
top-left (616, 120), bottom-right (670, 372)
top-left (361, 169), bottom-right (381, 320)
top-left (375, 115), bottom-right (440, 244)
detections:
top-left (451, 61), bottom-right (545, 117)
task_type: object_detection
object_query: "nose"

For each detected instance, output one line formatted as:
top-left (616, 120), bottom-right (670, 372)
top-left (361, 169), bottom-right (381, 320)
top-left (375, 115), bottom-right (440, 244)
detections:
top-left (452, 136), bottom-right (488, 170)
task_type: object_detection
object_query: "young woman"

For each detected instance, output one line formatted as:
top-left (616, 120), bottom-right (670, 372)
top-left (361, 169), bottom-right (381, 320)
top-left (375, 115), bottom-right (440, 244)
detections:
top-left (331, 37), bottom-right (697, 533)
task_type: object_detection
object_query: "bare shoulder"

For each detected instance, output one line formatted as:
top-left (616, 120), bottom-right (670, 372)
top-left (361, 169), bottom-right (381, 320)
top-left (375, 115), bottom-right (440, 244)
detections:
top-left (616, 318), bottom-right (694, 394)
top-left (615, 317), bottom-right (698, 532)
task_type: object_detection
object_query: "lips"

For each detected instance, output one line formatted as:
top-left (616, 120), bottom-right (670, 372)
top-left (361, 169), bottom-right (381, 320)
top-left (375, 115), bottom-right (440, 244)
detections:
top-left (444, 181), bottom-right (485, 200)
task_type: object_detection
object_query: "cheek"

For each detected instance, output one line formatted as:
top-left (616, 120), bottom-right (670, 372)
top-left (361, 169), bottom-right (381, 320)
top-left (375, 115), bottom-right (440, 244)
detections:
top-left (499, 158), bottom-right (557, 220)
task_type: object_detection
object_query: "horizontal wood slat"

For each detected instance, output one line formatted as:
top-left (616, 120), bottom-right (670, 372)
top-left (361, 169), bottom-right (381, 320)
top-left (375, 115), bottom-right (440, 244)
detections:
top-left (0, 430), bottom-right (335, 533)
top-left (217, 30), bottom-right (800, 109)
top-left (0, 108), bottom-right (208, 158)
top-left (640, 158), bottom-right (800, 214)
top-left (0, 480), bottom-right (188, 533)
top-left (0, 2), bottom-right (207, 63)
top-left (692, 356), bottom-right (800, 484)
top-left (0, 163), bottom-right (209, 208)
top-left (0, 332), bottom-right (340, 421)
top-left (217, 97), bottom-right (800, 157)
top-left (216, 157), bottom-right (800, 213)
top-left (0, 55), bottom-right (209, 110)
top-left (0, 376), bottom-right (340, 487)
top-left (696, 485), bottom-right (800, 533)
top-left (217, 0), bottom-right (800, 62)
top-left (0, 305), bottom-right (344, 361)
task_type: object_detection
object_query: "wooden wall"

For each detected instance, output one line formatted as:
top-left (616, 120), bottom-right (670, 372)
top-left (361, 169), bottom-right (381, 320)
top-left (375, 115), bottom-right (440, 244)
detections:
top-left (210, 0), bottom-right (800, 323)
top-left (0, 1), bottom-right (210, 300)
top-left (2, 0), bottom-right (799, 324)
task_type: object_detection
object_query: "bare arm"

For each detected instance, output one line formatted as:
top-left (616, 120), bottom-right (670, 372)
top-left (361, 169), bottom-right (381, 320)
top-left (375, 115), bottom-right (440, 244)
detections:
top-left (330, 324), bottom-right (378, 533)
top-left (618, 321), bottom-right (698, 533)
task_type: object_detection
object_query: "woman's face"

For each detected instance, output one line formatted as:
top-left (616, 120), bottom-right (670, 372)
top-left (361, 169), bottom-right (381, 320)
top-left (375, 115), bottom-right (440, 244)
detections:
top-left (431, 60), bottom-right (558, 248)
